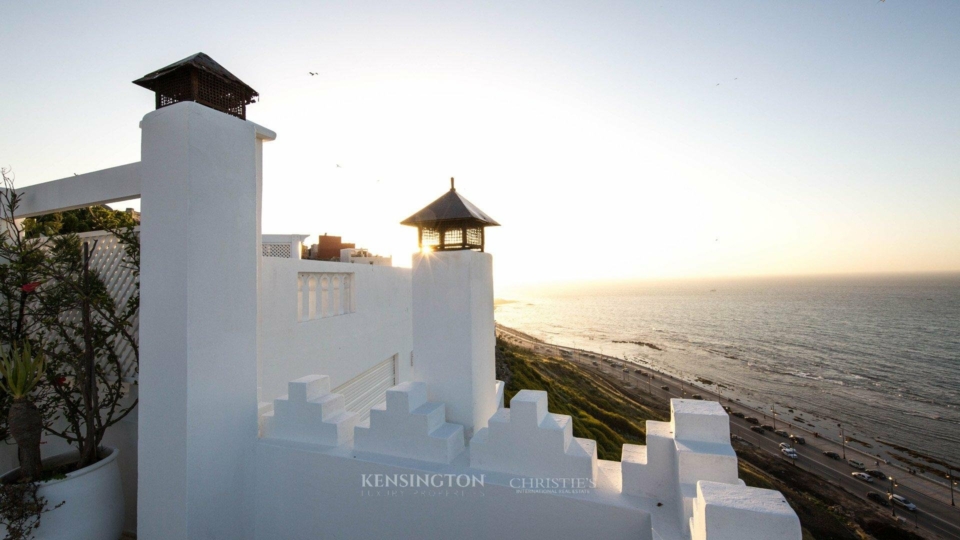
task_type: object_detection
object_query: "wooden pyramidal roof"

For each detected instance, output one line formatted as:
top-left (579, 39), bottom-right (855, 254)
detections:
top-left (401, 178), bottom-right (499, 227)
top-left (132, 52), bottom-right (258, 101)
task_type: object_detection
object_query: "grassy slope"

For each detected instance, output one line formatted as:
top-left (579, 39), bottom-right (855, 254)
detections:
top-left (496, 339), bottom-right (926, 540)
top-left (499, 340), bottom-right (664, 460)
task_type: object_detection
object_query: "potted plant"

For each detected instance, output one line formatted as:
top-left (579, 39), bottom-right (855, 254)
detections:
top-left (0, 169), bottom-right (138, 540)
top-left (0, 342), bottom-right (56, 540)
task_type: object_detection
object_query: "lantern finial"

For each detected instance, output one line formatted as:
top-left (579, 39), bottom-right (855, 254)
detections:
top-left (401, 179), bottom-right (499, 252)
top-left (133, 53), bottom-right (259, 119)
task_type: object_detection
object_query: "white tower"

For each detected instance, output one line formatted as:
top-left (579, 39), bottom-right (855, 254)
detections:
top-left (404, 179), bottom-right (500, 437)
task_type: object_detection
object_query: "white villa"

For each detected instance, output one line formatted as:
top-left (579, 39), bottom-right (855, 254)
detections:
top-left (4, 54), bottom-right (801, 540)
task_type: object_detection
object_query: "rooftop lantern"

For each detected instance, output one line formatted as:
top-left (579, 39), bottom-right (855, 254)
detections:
top-left (401, 178), bottom-right (499, 252)
top-left (133, 52), bottom-right (258, 119)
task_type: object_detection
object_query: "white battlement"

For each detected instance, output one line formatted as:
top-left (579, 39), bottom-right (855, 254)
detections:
top-left (622, 420), bottom-right (676, 499)
top-left (354, 381), bottom-right (466, 464)
top-left (621, 399), bottom-right (744, 537)
top-left (671, 400), bottom-right (730, 445)
top-left (675, 439), bottom-right (738, 486)
top-left (470, 390), bottom-right (597, 481)
top-left (261, 375), bottom-right (358, 447)
top-left (691, 481), bottom-right (801, 540)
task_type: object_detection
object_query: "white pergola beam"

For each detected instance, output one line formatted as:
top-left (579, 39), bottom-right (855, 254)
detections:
top-left (10, 162), bottom-right (141, 218)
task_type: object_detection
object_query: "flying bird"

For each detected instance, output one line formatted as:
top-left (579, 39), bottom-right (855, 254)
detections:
top-left (336, 164), bottom-right (342, 168)
top-left (309, 72), bottom-right (318, 76)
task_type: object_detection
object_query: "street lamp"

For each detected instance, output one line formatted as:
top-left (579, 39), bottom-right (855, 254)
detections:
top-left (838, 424), bottom-right (846, 460)
top-left (948, 469), bottom-right (956, 507)
top-left (771, 404), bottom-right (778, 430)
top-left (888, 476), bottom-right (898, 517)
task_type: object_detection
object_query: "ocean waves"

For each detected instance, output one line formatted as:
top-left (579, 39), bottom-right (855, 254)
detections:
top-left (495, 274), bottom-right (960, 464)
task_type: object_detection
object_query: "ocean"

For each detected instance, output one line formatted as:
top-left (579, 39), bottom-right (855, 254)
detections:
top-left (494, 273), bottom-right (960, 466)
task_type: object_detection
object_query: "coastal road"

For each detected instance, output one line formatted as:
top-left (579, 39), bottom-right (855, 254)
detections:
top-left (496, 325), bottom-right (960, 539)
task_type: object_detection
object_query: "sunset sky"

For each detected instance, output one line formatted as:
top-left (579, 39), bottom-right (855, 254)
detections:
top-left (2, 1), bottom-right (958, 288)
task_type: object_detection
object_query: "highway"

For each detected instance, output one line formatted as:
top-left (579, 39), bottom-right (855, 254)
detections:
top-left (497, 325), bottom-right (960, 539)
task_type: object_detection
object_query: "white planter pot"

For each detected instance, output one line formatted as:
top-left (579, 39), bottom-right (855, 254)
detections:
top-left (2, 446), bottom-right (124, 540)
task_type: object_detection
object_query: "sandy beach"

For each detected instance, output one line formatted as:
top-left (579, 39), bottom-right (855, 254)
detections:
top-left (495, 322), bottom-right (959, 505)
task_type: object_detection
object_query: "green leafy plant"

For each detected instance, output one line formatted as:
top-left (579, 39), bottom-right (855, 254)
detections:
top-left (0, 341), bottom-right (46, 481)
top-left (0, 342), bottom-right (46, 398)
top-left (0, 168), bottom-right (139, 472)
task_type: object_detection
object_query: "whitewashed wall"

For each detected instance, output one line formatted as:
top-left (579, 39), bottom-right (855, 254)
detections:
top-left (259, 257), bottom-right (413, 407)
top-left (256, 441), bottom-right (652, 540)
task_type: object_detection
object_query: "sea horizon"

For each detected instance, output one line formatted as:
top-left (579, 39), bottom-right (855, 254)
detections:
top-left (495, 272), bottom-right (960, 467)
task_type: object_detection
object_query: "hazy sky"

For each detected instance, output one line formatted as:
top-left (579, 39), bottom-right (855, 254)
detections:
top-left (2, 1), bottom-right (958, 287)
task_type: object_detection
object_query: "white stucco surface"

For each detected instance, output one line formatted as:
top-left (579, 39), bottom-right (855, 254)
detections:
top-left (470, 390), bottom-right (597, 481)
top-left (259, 257), bottom-right (412, 404)
top-left (622, 421), bottom-right (676, 500)
top-left (256, 440), bottom-right (653, 540)
top-left (692, 481), bottom-right (802, 540)
top-left (671, 399), bottom-right (730, 445)
top-left (138, 101), bottom-right (269, 540)
top-left (262, 375), bottom-right (357, 446)
top-left (674, 439), bottom-right (738, 486)
top-left (412, 250), bottom-right (496, 437)
top-left (354, 381), bottom-right (465, 463)
top-left (11, 162), bottom-right (141, 218)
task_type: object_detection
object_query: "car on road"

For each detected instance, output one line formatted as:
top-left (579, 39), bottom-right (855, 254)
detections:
top-left (822, 451), bottom-right (840, 460)
top-left (634, 369), bottom-right (643, 373)
top-left (789, 435), bottom-right (806, 445)
top-left (661, 385), bottom-right (670, 391)
top-left (781, 447), bottom-right (798, 459)
top-left (745, 417), bottom-right (760, 425)
top-left (731, 411), bottom-right (746, 419)
top-left (622, 368), bottom-right (630, 372)
top-left (778, 442), bottom-right (793, 450)
top-left (775, 429), bottom-right (790, 438)
top-left (848, 460), bottom-right (866, 470)
top-left (865, 469), bottom-right (886, 480)
top-left (592, 361), bottom-right (599, 366)
top-left (852, 472), bottom-right (873, 483)
top-left (866, 492), bottom-right (889, 506)
top-left (691, 394), bottom-right (703, 400)
top-left (890, 494), bottom-right (917, 512)
top-left (761, 424), bottom-right (775, 431)
top-left (750, 426), bottom-right (765, 434)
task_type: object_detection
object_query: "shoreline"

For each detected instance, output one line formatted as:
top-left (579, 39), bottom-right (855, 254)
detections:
top-left (494, 322), bottom-right (959, 500)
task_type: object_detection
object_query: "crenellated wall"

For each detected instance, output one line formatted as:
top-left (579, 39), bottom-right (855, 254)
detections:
top-left (470, 390), bottom-right (597, 481)
top-left (257, 369), bottom-right (801, 540)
